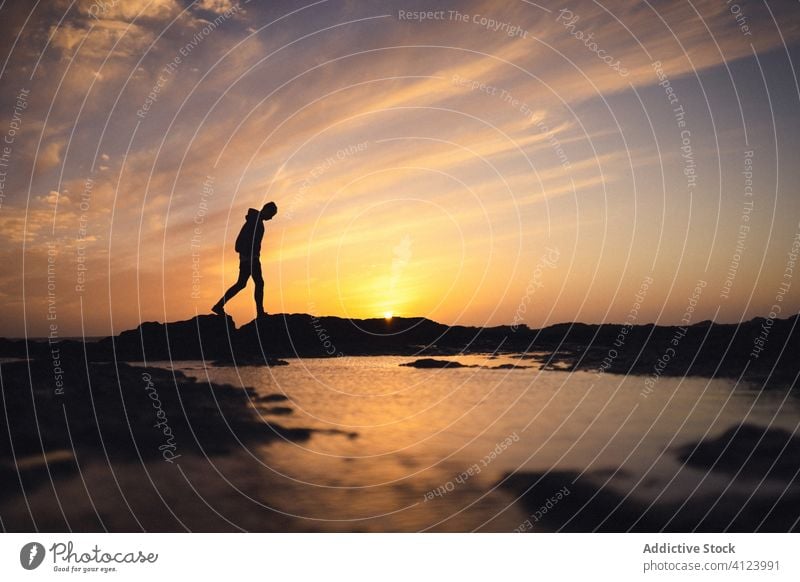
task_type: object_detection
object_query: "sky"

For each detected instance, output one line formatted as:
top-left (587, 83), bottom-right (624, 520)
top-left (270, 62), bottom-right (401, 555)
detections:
top-left (1, 0), bottom-right (799, 337)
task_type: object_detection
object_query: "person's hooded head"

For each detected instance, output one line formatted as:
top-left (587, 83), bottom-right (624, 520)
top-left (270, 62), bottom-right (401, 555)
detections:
top-left (259, 201), bottom-right (278, 220)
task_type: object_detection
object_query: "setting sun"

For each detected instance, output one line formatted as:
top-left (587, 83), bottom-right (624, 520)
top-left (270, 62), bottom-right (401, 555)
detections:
top-left (384, 311), bottom-right (393, 320)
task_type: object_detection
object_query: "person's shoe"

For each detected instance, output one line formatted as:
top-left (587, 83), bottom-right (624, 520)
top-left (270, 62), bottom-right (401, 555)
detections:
top-left (211, 303), bottom-right (226, 316)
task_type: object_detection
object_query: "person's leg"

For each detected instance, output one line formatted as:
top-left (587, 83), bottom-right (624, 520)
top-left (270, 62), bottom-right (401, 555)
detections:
top-left (212, 258), bottom-right (251, 314)
top-left (252, 258), bottom-right (266, 317)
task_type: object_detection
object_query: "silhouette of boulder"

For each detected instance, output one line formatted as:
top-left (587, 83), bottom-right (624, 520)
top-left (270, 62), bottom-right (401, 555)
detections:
top-left (263, 406), bottom-right (293, 416)
top-left (258, 393), bottom-right (289, 403)
top-left (486, 363), bottom-right (532, 370)
top-left (677, 423), bottom-right (800, 481)
top-left (93, 314), bottom-right (237, 361)
top-left (400, 358), bottom-right (472, 368)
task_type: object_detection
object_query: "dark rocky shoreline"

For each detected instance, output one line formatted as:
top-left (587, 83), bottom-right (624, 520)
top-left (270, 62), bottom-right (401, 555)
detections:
top-left (1, 313), bottom-right (797, 386)
top-left (0, 353), bottom-right (349, 530)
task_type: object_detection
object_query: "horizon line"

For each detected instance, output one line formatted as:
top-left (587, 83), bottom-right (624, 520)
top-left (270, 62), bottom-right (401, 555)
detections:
top-left (6, 310), bottom-right (797, 342)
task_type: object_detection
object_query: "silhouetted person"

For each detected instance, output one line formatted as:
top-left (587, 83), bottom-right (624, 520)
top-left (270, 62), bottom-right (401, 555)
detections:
top-left (212, 202), bottom-right (278, 318)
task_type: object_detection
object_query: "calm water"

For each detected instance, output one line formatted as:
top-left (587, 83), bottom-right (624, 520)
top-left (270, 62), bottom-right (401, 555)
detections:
top-left (164, 355), bottom-right (799, 531)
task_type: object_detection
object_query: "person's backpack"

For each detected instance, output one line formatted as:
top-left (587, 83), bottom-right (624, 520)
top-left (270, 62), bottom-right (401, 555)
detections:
top-left (235, 210), bottom-right (258, 254)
